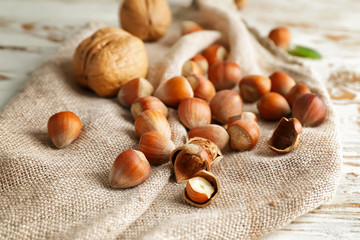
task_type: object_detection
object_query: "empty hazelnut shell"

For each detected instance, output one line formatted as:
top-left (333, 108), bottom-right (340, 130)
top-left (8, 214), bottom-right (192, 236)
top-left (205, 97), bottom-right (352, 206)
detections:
top-left (267, 117), bottom-right (302, 153)
top-left (183, 170), bottom-right (220, 208)
top-left (170, 143), bottom-right (211, 183)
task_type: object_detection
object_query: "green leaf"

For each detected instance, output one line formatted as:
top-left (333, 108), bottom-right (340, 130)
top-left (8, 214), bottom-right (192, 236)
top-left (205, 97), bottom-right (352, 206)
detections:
top-left (287, 45), bottom-right (322, 59)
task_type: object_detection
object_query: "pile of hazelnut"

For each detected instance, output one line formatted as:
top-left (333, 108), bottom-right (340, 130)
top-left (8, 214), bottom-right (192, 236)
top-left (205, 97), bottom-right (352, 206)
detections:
top-left (46, 19), bottom-right (327, 208)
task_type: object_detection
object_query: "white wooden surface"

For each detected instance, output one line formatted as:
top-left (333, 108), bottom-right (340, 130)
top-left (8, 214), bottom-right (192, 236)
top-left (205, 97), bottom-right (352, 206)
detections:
top-left (0, 0), bottom-right (359, 239)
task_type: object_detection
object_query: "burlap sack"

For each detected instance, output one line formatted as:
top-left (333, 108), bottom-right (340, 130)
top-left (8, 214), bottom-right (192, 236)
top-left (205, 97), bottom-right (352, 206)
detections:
top-left (0, 0), bottom-right (342, 239)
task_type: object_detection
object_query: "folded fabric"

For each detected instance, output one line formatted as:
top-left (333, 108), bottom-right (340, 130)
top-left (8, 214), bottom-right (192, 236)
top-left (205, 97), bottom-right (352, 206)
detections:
top-left (0, 0), bottom-right (342, 239)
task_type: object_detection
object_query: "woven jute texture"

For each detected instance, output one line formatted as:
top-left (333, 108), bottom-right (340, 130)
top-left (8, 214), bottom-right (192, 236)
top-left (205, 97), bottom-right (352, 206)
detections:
top-left (0, 1), bottom-right (342, 239)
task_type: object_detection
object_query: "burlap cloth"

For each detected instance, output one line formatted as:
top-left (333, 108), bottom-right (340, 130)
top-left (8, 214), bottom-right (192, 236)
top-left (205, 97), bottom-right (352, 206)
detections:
top-left (0, 1), bottom-right (342, 239)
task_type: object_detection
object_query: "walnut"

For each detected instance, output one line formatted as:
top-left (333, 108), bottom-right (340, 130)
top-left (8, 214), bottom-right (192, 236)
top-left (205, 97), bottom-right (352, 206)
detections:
top-left (120, 0), bottom-right (172, 41)
top-left (73, 27), bottom-right (148, 97)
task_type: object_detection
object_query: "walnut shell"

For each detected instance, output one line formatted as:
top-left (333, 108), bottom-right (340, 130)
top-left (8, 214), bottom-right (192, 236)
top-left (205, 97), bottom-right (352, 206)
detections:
top-left (73, 27), bottom-right (148, 97)
top-left (120, 0), bottom-right (172, 41)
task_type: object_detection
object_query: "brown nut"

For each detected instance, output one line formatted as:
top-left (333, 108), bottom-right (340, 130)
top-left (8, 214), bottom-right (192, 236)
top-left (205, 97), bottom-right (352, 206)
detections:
top-left (130, 96), bottom-right (168, 119)
top-left (170, 143), bottom-right (211, 183)
top-left (73, 27), bottom-right (148, 97)
top-left (182, 60), bottom-right (203, 77)
top-left (227, 119), bottom-right (260, 151)
top-left (210, 90), bottom-right (243, 124)
top-left (186, 74), bottom-right (216, 102)
top-left (187, 137), bottom-right (223, 166)
top-left (154, 76), bottom-right (194, 108)
top-left (48, 111), bottom-right (82, 149)
top-left (269, 71), bottom-right (296, 97)
top-left (188, 124), bottom-right (229, 150)
top-left (191, 54), bottom-right (209, 73)
top-left (285, 83), bottom-right (311, 106)
top-left (109, 149), bottom-right (151, 188)
top-left (239, 75), bottom-right (271, 102)
top-left (178, 97), bottom-right (211, 129)
top-left (227, 112), bottom-right (257, 127)
top-left (120, 0), bottom-right (172, 41)
top-left (183, 170), bottom-right (220, 207)
top-left (268, 27), bottom-right (291, 50)
top-left (117, 77), bottom-right (154, 108)
top-left (257, 92), bottom-right (291, 121)
top-left (234, 0), bottom-right (248, 10)
top-left (139, 131), bottom-right (175, 165)
top-left (134, 109), bottom-right (171, 139)
top-left (181, 21), bottom-right (203, 35)
top-left (185, 176), bottom-right (214, 204)
top-left (292, 93), bottom-right (326, 127)
top-left (202, 44), bottom-right (228, 66)
top-left (267, 117), bottom-right (302, 153)
top-left (208, 61), bottom-right (242, 90)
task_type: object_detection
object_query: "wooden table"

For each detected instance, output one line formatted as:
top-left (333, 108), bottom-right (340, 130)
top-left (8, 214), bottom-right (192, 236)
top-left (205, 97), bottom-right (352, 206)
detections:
top-left (1, 0), bottom-right (359, 239)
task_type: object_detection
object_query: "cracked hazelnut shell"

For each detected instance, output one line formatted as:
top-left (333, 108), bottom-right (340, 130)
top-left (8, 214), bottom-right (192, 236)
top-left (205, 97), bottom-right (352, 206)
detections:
top-left (183, 170), bottom-right (220, 208)
top-left (267, 117), bottom-right (302, 153)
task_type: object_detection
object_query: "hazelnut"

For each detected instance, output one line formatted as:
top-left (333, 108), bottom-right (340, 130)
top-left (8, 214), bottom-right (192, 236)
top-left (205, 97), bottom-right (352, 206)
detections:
top-left (239, 75), bottom-right (271, 102)
top-left (120, 0), bottom-right (172, 41)
top-left (268, 27), bottom-right (291, 50)
top-left (186, 74), bottom-right (215, 102)
top-left (47, 111), bottom-right (82, 149)
top-left (154, 76), bottom-right (194, 108)
top-left (191, 54), bottom-right (209, 73)
top-left (138, 131), bottom-right (175, 165)
top-left (188, 124), bottom-right (229, 150)
top-left (178, 97), bottom-right (211, 129)
top-left (208, 61), bottom-right (242, 90)
top-left (267, 117), bottom-right (302, 153)
top-left (210, 90), bottom-right (243, 124)
top-left (234, 0), bottom-right (248, 10)
top-left (181, 21), bottom-right (203, 35)
top-left (292, 94), bottom-right (326, 127)
top-left (130, 96), bottom-right (168, 119)
top-left (185, 176), bottom-right (214, 204)
top-left (183, 170), bottom-right (220, 207)
top-left (202, 44), bottom-right (228, 66)
top-left (134, 109), bottom-right (171, 139)
top-left (117, 77), bottom-right (154, 108)
top-left (269, 71), bottom-right (296, 97)
top-left (182, 60), bottom-right (203, 77)
top-left (109, 149), bottom-right (151, 188)
top-left (257, 92), bottom-right (291, 121)
top-left (227, 119), bottom-right (260, 151)
top-left (73, 27), bottom-right (148, 97)
top-left (170, 143), bottom-right (211, 183)
top-left (227, 112), bottom-right (257, 127)
top-left (285, 83), bottom-right (311, 106)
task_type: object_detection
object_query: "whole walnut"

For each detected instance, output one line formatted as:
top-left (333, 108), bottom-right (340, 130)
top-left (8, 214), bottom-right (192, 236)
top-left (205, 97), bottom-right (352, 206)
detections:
top-left (73, 27), bottom-right (148, 97)
top-left (120, 0), bottom-right (172, 41)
